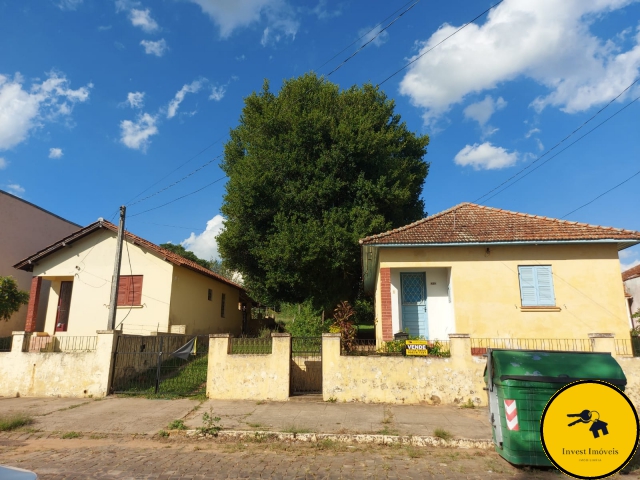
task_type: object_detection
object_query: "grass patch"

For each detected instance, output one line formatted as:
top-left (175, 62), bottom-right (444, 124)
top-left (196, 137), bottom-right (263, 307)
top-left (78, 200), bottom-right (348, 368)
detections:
top-left (89, 434), bottom-right (107, 439)
top-left (61, 431), bottom-right (82, 439)
top-left (157, 429), bottom-right (169, 438)
top-left (377, 426), bottom-right (400, 436)
top-left (167, 419), bottom-right (187, 430)
top-left (0, 413), bottom-right (34, 432)
top-left (406, 446), bottom-right (423, 458)
top-left (282, 426), bottom-right (313, 434)
top-left (326, 397), bottom-right (337, 403)
top-left (434, 428), bottom-right (453, 441)
top-left (247, 422), bottom-right (266, 429)
top-left (459, 399), bottom-right (475, 409)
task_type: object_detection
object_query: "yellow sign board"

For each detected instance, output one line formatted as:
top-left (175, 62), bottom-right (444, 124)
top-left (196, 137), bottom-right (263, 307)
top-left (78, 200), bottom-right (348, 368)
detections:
top-left (405, 340), bottom-right (429, 356)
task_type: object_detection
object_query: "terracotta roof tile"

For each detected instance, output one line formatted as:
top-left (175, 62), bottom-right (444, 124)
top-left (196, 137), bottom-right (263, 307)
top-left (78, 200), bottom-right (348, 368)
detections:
top-left (623, 264), bottom-right (640, 282)
top-left (360, 203), bottom-right (640, 246)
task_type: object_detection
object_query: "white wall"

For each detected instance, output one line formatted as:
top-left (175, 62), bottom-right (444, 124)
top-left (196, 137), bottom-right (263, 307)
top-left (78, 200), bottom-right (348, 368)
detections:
top-left (391, 267), bottom-right (455, 340)
top-left (627, 277), bottom-right (640, 325)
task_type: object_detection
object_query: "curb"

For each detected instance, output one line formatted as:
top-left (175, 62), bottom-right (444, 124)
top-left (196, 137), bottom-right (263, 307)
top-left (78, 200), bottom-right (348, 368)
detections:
top-left (185, 430), bottom-right (494, 449)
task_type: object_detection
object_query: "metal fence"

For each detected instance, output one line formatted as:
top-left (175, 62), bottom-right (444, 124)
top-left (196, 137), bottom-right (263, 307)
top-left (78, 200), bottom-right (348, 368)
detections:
top-left (470, 338), bottom-right (593, 356)
top-left (111, 334), bottom-right (209, 396)
top-left (0, 336), bottom-right (12, 352)
top-left (291, 337), bottom-right (322, 395)
top-left (615, 338), bottom-right (640, 357)
top-left (229, 337), bottom-right (272, 354)
top-left (342, 339), bottom-right (451, 357)
top-left (22, 335), bottom-right (98, 353)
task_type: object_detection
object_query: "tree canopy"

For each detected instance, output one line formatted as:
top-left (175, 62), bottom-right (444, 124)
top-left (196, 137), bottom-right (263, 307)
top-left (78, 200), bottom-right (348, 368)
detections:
top-left (0, 276), bottom-right (29, 321)
top-left (217, 73), bottom-right (429, 308)
top-left (160, 243), bottom-right (211, 269)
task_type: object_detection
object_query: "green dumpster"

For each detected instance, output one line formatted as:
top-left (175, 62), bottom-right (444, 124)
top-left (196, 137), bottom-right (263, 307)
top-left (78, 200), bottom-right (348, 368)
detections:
top-left (484, 349), bottom-right (627, 467)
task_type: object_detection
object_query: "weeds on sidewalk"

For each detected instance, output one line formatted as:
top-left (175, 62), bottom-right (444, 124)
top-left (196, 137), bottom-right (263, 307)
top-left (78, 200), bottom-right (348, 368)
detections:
top-left (283, 426), bottom-right (313, 434)
top-left (434, 428), bottom-right (453, 441)
top-left (167, 419), bottom-right (187, 430)
top-left (158, 430), bottom-right (169, 438)
top-left (61, 431), bottom-right (82, 439)
top-left (197, 407), bottom-right (222, 436)
top-left (460, 399), bottom-right (475, 409)
top-left (0, 413), bottom-right (33, 431)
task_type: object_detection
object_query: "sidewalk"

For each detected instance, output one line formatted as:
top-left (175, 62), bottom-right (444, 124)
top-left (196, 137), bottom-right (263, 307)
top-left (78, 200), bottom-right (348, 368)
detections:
top-left (0, 395), bottom-right (492, 440)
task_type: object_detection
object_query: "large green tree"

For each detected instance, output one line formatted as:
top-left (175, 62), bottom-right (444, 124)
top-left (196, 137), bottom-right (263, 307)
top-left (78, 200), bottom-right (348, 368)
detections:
top-left (218, 73), bottom-right (429, 308)
top-left (0, 276), bottom-right (29, 321)
top-left (159, 243), bottom-right (212, 269)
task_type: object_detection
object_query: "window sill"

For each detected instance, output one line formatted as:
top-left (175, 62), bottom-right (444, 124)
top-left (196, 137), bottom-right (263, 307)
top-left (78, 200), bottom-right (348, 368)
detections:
top-left (520, 306), bottom-right (561, 312)
top-left (117, 305), bottom-right (144, 309)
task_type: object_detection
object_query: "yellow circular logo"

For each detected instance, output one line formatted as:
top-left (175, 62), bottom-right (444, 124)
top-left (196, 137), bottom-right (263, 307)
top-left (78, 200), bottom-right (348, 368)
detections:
top-left (540, 380), bottom-right (639, 479)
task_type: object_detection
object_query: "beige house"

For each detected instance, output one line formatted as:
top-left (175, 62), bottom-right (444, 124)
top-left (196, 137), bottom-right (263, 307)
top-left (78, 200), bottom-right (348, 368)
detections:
top-left (360, 203), bottom-right (640, 343)
top-left (13, 219), bottom-right (250, 337)
top-left (0, 189), bottom-right (80, 336)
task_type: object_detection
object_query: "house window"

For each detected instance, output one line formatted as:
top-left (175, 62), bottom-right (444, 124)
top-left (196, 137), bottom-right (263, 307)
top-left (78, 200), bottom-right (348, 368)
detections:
top-left (221, 293), bottom-right (226, 318)
top-left (207, 289), bottom-right (212, 301)
top-left (117, 275), bottom-right (143, 306)
top-left (518, 266), bottom-right (555, 307)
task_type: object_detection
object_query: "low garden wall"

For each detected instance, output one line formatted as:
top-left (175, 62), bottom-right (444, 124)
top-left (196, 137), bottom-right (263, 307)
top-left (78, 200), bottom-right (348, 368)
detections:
top-left (0, 331), bottom-right (117, 398)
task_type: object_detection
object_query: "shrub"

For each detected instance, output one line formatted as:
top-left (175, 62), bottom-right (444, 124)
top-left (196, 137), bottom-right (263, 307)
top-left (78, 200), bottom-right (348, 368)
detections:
top-left (283, 300), bottom-right (331, 337)
top-left (198, 407), bottom-right (222, 436)
top-left (168, 419), bottom-right (186, 430)
top-left (331, 301), bottom-right (357, 352)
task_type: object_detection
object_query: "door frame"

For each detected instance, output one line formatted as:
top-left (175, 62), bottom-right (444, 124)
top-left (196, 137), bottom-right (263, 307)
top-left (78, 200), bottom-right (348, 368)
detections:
top-left (55, 281), bottom-right (74, 332)
top-left (399, 271), bottom-right (428, 338)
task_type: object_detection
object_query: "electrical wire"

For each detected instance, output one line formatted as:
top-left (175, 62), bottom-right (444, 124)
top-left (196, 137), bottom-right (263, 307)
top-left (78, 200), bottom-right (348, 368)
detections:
top-left (129, 175), bottom-right (227, 218)
top-left (473, 77), bottom-right (640, 204)
top-left (562, 168), bottom-right (640, 219)
top-left (116, 239), bottom-right (135, 329)
top-left (326, 0), bottom-right (421, 77)
top-left (477, 93), bottom-right (640, 204)
top-left (377, 0), bottom-right (505, 87)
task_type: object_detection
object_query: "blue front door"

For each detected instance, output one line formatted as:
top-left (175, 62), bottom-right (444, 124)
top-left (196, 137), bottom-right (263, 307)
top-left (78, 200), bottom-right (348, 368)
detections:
top-left (401, 272), bottom-right (428, 338)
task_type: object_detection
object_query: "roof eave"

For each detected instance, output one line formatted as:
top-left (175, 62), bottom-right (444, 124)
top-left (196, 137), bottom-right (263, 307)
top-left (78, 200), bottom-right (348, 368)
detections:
top-left (361, 239), bottom-right (640, 251)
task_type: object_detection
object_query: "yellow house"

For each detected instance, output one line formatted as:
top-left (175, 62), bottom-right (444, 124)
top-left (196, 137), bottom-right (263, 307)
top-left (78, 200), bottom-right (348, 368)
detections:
top-left (360, 203), bottom-right (640, 343)
top-left (13, 219), bottom-right (251, 337)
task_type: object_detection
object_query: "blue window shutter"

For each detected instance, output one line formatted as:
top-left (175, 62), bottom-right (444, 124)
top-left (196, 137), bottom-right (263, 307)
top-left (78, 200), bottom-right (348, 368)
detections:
top-left (535, 266), bottom-right (555, 306)
top-left (519, 266), bottom-right (538, 306)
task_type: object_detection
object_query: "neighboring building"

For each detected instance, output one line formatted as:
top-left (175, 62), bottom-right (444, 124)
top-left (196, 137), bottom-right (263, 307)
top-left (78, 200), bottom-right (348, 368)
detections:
top-left (623, 264), bottom-right (640, 327)
top-left (13, 219), bottom-right (251, 337)
top-left (360, 203), bottom-right (640, 343)
top-left (0, 190), bottom-right (80, 337)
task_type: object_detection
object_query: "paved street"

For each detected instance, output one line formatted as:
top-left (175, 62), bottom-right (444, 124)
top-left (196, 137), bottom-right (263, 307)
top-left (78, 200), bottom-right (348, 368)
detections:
top-left (0, 434), bottom-right (563, 479)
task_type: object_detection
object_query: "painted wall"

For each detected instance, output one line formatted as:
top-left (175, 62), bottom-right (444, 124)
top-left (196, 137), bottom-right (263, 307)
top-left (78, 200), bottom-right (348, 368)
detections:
top-left (0, 191), bottom-right (79, 336)
top-left (390, 267), bottom-right (455, 340)
top-left (625, 277), bottom-right (640, 326)
top-left (34, 229), bottom-right (173, 336)
top-left (375, 244), bottom-right (630, 340)
top-left (616, 357), bottom-right (640, 410)
top-left (322, 334), bottom-right (486, 406)
top-left (0, 331), bottom-right (116, 398)
top-left (207, 334), bottom-right (291, 401)
top-left (169, 266), bottom-right (243, 335)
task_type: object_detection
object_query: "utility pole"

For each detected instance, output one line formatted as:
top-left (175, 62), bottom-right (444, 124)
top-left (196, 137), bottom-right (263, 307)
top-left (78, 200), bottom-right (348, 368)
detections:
top-left (107, 206), bottom-right (126, 330)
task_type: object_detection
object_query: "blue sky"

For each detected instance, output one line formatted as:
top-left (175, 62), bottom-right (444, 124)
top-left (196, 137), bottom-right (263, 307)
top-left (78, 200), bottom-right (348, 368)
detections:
top-left (1, 0), bottom-right (639, 269)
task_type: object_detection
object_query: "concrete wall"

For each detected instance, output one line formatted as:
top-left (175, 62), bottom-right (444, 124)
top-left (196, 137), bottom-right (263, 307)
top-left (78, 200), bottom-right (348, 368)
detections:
top-left (207, 333), bottom-right (291, 401)
top-left (0, 190), bottom-right (79, 336)
top-left (322, 333), bottom-right (487, 406)
top-left (169, 265), bottom-right (243, 335)
top-left (376, 243), bottom-right (630, 340)
top-left (34, 229), bottom-right (173, 336)
top-left (0, 330), bottom-right (117, 398)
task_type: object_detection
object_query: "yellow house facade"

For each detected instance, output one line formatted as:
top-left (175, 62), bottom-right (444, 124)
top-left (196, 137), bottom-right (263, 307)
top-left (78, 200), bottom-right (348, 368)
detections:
top-left (13, 220), bottom-right (250, 337)
top-left (360, 203), bottom-right (640, 343)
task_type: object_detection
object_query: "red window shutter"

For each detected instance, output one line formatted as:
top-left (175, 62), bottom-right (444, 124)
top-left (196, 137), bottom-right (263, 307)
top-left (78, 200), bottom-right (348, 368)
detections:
top-left (130, 275), bottom-right (143, 305)
top-left (117, 276), bottom-right (131, 306)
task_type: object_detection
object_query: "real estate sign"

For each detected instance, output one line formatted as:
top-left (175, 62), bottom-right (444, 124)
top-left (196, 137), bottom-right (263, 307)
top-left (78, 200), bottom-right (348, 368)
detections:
top-left (405, 340), bottom-right (429, 356)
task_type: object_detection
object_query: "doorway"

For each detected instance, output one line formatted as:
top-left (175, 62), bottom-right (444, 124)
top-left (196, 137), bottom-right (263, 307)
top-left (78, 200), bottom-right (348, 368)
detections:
top-left (400, 272), bottom-right (428, 338)
top-left (55, 281), bottom-right (73, 332)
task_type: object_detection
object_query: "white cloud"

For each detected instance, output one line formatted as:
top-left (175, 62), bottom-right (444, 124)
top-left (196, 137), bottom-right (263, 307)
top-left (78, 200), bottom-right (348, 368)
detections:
top-left (126, 91), bottom-right (145, 109)
top-left (525, 127), bottom-right (541, 138)
top-left (209, 85), bottom-right (226, 101)
top-left (98, 25), bottom-right (112, 31)
top-left (181, 214), bottom-right (225, 261)
top-left (454, 142), bottom-right (519, 170)
top-left (129, 8), bottom-right (159, 32)
top-left (311, 0), bottom-right (341, 20)
top-left (0, 72), bottom-right (91, 151)
top-left (189, 0), bottom-right (298, 43)
top-left (140, 39), bottom-right (167, 56)
top-left (358, 24), bottom-right (390, 48)
top-left (48, 148), bottom-right (63, 159)
top-left (0, 157), bottom-right (7, 169)
top-left (622, 258), bottom-right (640, 272)
top-left (6, 184), bottom-right (25, 196)
top-left (399, 1), bottom-right (640, 125)
top-left (167, 80), bottom-right (204, 119)
top-left (119, 113), bottom-right (158, 152)
top-left (57, 0), bottom-right (83, 10)
top-left (463, 95), bottom-right (506, 126)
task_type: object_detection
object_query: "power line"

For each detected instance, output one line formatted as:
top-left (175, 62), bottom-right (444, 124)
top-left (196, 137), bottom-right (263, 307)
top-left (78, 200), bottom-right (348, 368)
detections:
top-left (129, 175), bottom-right (227, 218)
top-left (562, 168), bottom-right (640, 219)
top-left (377, 0), bottom-right (505, 87)
top-left (315, 0), bottom-right (418, 72)
top-left (326, 0), bottom-right (421, 77)
top-left (127, 153), bottom-right (224, 207)
top-left (478, 93), bottom-right (640, 204)
top-left (473, 77), bottom-right (640, 204)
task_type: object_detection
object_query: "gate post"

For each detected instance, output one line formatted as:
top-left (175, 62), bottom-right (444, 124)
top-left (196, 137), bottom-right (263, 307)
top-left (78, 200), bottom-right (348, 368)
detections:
top-left (321, 333), bottom-right (341, 401)
top-left (97, 329), bottom-right (119, 397)
top-left (272, 333), bottom-right (291, 399)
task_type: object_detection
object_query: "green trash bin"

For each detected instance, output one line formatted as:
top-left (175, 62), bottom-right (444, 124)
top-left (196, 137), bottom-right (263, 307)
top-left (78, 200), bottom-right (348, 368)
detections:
top-left (484, 349), bottom-right (627, 467)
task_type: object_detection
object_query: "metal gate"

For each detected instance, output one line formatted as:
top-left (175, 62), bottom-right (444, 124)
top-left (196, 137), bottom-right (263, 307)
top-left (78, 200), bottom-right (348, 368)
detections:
top-left (290, 337), bottom-right (322, 395)
top-left (110, 334), bottom-right (209, 397)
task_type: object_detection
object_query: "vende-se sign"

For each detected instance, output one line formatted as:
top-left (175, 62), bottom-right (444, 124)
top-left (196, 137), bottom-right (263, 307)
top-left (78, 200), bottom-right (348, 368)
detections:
top-left (405, 340), bottom-right (429, 356)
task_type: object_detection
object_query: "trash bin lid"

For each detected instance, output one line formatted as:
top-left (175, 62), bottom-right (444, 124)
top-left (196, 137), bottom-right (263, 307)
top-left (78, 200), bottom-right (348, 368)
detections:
top-left (490, 350), bottom-right (626, 387)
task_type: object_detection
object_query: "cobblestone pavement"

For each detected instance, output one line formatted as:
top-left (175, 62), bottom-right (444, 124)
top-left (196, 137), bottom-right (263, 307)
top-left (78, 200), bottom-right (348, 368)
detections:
top-left (0, 434), bottom-right (568, 480)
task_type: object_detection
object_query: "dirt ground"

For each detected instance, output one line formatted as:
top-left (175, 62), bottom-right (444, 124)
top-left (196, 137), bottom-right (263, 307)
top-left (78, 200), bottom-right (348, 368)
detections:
top-left (0, 432), bottom-right (604, 479)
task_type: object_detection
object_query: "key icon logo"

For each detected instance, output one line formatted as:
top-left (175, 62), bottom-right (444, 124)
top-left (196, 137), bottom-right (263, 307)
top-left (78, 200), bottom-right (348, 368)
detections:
top-left (566, 409), bottom-right (609, 438)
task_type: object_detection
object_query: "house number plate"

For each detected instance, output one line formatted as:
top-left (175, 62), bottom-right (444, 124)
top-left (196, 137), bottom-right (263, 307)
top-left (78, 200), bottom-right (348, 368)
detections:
top-left (405, 340), bottom-right (429, 356)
